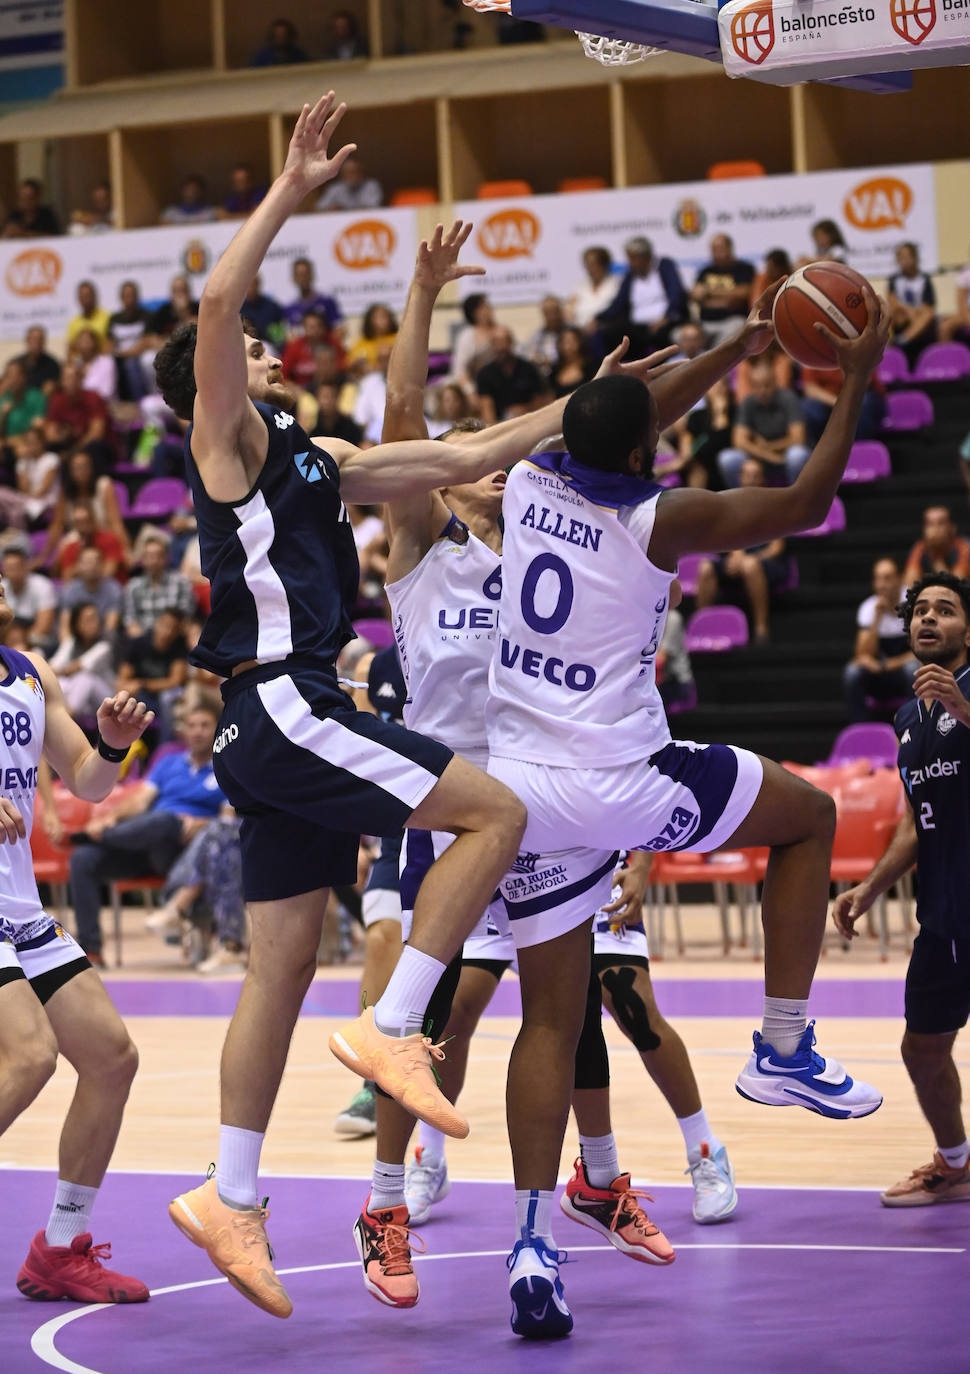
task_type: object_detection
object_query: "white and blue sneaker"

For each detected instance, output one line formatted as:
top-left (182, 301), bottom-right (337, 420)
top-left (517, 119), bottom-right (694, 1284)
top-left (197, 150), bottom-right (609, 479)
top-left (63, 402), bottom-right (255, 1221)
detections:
top-left (735, 1021), bottom-right (883, 1119)
top-left (507, 1235), bottom-right (573, 1340)
top-left (404, 1146), bottom-right (450, 1223)
top-left (686, 1143), bottom-right (738, 1224)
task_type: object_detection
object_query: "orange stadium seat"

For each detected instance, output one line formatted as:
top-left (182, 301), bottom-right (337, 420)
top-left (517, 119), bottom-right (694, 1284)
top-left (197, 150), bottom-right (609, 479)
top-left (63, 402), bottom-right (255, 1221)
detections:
top-left (557, 176), bottom-right (608, 193)
top-left (476, 179), bottom-right (533, 199)
top-left (707, 160), bottom-right (766, 180)
top-left (391, 187), bottom-right (438, 207)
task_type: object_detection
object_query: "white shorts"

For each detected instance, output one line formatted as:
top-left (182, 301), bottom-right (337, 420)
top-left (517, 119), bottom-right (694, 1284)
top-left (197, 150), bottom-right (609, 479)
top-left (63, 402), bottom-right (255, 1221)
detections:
top-left (0, 913), bottom-right (90, 1001)
top-left (489, 739), bottom-right (763, 949)
top-left (593, 913), bottom-right (649, 962)
top-left (399, 828), bottom-right (513, 960)
top-left (361, 887), bottom-right (402, 930)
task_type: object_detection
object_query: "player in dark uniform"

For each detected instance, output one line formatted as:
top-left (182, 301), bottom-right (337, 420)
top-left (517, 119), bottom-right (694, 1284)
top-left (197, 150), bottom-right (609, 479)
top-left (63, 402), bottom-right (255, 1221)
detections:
top-left (834, 571), bottom-right (970, 1206)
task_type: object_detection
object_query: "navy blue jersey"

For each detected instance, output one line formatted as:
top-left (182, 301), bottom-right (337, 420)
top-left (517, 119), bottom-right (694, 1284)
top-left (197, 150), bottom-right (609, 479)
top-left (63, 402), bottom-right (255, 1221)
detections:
top-left (184, 402), bottom-right (359, 676)
top-left (895, 664), bottom-right (970, 940)
top-left (367, 644), bottom-right (407, 723)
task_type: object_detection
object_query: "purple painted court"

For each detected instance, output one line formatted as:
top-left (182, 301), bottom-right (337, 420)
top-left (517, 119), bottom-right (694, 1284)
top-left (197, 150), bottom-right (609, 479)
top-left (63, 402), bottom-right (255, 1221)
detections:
top-left (4, 1170), bottom-right (967, 1373)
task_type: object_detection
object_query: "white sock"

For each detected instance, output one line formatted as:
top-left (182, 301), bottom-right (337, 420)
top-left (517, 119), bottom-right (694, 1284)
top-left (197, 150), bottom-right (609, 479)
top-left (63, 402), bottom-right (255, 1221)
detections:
top-left (374, 946), bottom-right (448, 1037)
top-left (418, 1122), bottom-right (447, 1162)
top-left (514, 1188), bottom-right (557, 1247)
top-left (677, 1108), bottom-right (724, 1161)
top-left (369, 1159), bottom-right (406, 1212)
top-left (216, 1125), bottom-right (264, 1209)
top-left (579, 1132), bottom-right (620, 1188)
top-left (761, 996), bottom-right (809, 1058)
top-left (938, 1139), bottom-right (970, 1170)
top-left (45, 1180), bottom-right (99, 1247)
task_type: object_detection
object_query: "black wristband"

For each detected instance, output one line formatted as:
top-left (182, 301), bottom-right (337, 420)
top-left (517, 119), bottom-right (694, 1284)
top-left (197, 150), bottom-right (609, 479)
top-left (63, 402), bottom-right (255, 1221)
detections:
top-left (96, 733), bottom-right (129, 764)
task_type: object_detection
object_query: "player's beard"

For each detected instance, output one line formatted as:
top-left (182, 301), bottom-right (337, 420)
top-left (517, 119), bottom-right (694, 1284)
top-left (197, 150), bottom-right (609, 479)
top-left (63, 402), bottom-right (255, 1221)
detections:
top-left (259, 377), bottom-right (299, 414)
top-left (914, 635), bottom-right (965, 670)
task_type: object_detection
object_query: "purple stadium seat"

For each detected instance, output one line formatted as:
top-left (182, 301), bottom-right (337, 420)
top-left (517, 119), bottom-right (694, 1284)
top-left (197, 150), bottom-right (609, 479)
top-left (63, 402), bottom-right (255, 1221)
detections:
top-left (684, 605), bottom-right (748, 653)
top-left (677, 553), bottom-right (703, 597)
top-left (876, 346), bottom-right (910, 385)
top-left (352, 618), bottom-right (395, 649)
top-left (822, 722), bottom-right (898, 769)
top-left (128, 477), bottom-right (189, 519)
top-left (881, 389), bottom-right (934, 432)
top-left (800, 496), bottom-right (846, 538)
top-left (912, 341), bottom-right (970, 382)
top-left (841, 441), bottom-right (891, 484)
top-left (666, 681), bottom-right (698, 715)
top-left (113, 481), bottom-right (131, 516)
top-left (29, 529), bottom-right (49, 561)
top-left (656, 471), bottom-right (683, 488)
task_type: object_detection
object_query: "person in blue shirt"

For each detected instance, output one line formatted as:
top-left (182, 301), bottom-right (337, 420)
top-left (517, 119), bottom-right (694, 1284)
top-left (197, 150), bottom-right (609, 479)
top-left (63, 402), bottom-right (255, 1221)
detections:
top-left (68, 696), bottom-right (223, 963)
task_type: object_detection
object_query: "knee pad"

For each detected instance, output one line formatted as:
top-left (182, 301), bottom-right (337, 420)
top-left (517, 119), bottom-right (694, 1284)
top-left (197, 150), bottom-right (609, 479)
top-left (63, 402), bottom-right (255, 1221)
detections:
top-left (602, 965), bottom-right (661, 1052)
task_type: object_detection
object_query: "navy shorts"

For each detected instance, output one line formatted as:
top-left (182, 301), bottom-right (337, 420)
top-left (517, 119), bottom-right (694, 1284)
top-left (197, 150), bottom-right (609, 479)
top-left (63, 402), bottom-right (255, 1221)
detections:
top-left (215, 660), bottom-right (453, 903)
top-left (905, 928), bottom-right (970, 1035)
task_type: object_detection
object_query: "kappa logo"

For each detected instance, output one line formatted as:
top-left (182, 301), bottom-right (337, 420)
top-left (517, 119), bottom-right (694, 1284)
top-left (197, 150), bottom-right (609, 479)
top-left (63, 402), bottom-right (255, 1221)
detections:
top-left (376, 681), bottom-right (397, 699)
top-left (890, 0), bottom-right (937, 43)
top-left (900, 728), bottom-right (911, 744)
top-left (729, 0), bottom-right (775, 64)
top-left (275, 411), bottom-right (295, 430)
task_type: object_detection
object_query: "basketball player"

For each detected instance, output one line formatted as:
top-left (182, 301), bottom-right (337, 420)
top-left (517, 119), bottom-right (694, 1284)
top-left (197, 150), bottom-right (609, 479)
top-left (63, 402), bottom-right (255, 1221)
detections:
top-left (152, 95), bottom-right (641, 1319)
top-left (0, 583), bottom-right (155, 1303)
top-left (487, 289), bottom-right (890, 1336)
top-left (834, 572), bottom-right (970, 1206)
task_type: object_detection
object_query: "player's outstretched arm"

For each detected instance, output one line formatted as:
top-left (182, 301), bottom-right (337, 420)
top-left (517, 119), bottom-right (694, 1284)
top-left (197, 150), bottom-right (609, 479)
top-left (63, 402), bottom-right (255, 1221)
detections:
top-left (193, 93), bottom-right (355, 465)
top-left (649, 287), bottom-right (890, 570)
top-left (29, 654), bottom-right (155, 802)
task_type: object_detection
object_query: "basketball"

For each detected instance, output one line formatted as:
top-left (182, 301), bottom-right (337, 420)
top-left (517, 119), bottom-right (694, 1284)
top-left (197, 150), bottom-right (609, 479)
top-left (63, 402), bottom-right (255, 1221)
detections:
top-left (772, 262), bottom-right (871, 369)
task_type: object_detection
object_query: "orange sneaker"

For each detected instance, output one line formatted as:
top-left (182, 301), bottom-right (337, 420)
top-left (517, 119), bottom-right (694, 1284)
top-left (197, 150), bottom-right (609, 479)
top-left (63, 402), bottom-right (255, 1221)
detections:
top-left (881, 1153), bottom-right (970, 1207)
top-left (17, 1231), bottom-right (149, 1303)
top-left (353, 1198), bottom-right (423, 1308)
top-left (559, 1158), bottom-right (675, 1265)
top-left (329, 1007), bottom-right (469, 1139)
top-left (168, 1176), bottom-right (292, 1318)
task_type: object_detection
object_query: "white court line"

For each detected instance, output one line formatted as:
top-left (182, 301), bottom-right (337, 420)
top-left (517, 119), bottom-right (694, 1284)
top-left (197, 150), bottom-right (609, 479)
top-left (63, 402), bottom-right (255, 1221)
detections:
top-left (29, 1240), bottom-right (966, 1374)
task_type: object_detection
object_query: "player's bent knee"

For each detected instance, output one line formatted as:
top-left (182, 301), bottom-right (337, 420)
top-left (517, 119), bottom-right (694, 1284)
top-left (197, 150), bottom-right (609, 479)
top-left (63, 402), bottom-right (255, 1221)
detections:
top-left (901, 1029), bottom-right (952, 1064)
top-left (601, 966), bottom-right (662, 1052)
top-left (16, 1039), bottom-right (58, 1096)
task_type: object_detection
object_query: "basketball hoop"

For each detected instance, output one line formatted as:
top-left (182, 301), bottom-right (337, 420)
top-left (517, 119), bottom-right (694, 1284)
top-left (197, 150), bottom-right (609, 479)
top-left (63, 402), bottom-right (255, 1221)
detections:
top-left (460, 1), bottom-right (661, 66)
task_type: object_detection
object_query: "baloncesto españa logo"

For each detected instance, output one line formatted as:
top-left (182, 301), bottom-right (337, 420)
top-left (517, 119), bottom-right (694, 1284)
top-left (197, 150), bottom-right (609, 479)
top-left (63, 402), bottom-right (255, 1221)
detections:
top-left (890, 0), bottom-right (937, 43)
top-left (729, 0), bottom-right (776, 64)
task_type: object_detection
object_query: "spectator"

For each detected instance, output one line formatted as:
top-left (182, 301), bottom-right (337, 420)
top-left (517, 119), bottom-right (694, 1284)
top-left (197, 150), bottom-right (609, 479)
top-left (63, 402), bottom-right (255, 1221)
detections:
top-left (844, 557), bottom-right (917, 723)
top-left (311, 381), bottom-right (364, 445)
top-left (800, 364), bottom-right (885, 446)
top-left (672, 321), bottom-right (710, 362)
top-left (353, 345), bottom-right (393, 445)
top-left (695, 458), bottom-right (789, 642)
top-left (451, 293), bottom-right (498, 394)
top-left (940, 248), bottom-right (970, 343)
top-left (66, 282), bottom-right (111, 349)
top-left (550, 326), bottom-right (595, 397)
top-left (527, 296), bottom-right (566, 374)
top-left (123, 533), bottom-right (196, 637)
top-left (70, 328), bottom-right (117, 404)
top-left (348, 505), bottom-right (387, 593)
top-left (474, 327), bottom-right (549, 424)
top-left (810, 218), bottom-right (848, 262)
top-left (315, 154), bottom-right (383, 213)
top-left (281, 310), bottom-right (341, 390)
top-left (160, 175), bottom-right (217, 226)
top-left (44, 364), bottom-right (115, 464)
top-left (117, 608), bottom-right (190, 739)
top-left (888, 241), bottom-right (938, 368)
top-left (752, 248), bottom-right (793, 300)
top-left (733, 339), bottom-right (794, 403)
top-left (220, 163), bottom-right (267, 220)
top-left (108, 281), bottom-right (153, 401)
top-left (0, 548), bottom-right (56, 649)
top-left (656, 606), bottom-right (694, 711)
top-left (52, 500), bottom-right (126, 583)
top-left (150, 276), bottom-right (199, 339)
top-left (324, 9), bottom-right (369, 59)
top-left (251, 17), bottom-right (310, 65)
top-left (58, 546), bottom-right (123, 641)
top-left (427, 381), bottom-right (476, 437)
top-left (0, 360), bottom-right (46, 440)
top-left (69, 181), bottom-right (114, 235)
top-left (717, 358), bottom-right (810, 488)
top-left (13, 326), bottom-right (61, 394)
top-left (14, 427), bottom-right (60, 527)
top-left (283, 257), bottom-right (342, 333)
top-left (154, 815), bottom-right (247, 973)
top-left (1, 178), bottom-right (61, 238)
top-left (49, 602), bottom-right (116, 723)
top-left (346, 304), bottom-right (398, 372)
top-left (689, 233), bottom-right (755, 346)
top-left (44, 449), bottom-right (128, 562)
top-left (68, 697), bottom-right (223, 964)
top-left (596, 235), bottom-right (687, 359)
top-left (240, 275), bottom-right (285, 345)
top-left (569, 246), bottom-right (620, 331)
top-left (904, 505), bottom-right (970, 584)
top-left (673, 378), bottom-right (735, 489)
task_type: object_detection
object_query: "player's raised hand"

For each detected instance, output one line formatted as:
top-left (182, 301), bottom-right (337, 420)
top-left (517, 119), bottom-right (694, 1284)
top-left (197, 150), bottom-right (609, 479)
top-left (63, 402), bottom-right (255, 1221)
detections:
top-left (596, 338), bottom-right (679, 383)
top-left (283, 92), bottom-right (356, 193)
top-left (814, 284), bottom-right (890, 376)
top-left (414, 221), bottom-right (486, 294)
top-left (737, 279), bottom-right (783, 357)
top-left (96, 691), bottom-right (156, 754)
top-left (0, 797), bottom-right (26, 845)
top-left (832, 883), bottom-right (876, 940)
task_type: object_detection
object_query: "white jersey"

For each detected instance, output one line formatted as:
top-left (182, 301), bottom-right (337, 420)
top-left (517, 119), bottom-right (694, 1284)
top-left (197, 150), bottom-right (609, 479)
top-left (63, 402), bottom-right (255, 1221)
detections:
top-left (386, 523), bottom-right (502, 768)
top-left (0, 649), bottom-right (47, 926)
top-left (486, 451), bottom-right (674, 769)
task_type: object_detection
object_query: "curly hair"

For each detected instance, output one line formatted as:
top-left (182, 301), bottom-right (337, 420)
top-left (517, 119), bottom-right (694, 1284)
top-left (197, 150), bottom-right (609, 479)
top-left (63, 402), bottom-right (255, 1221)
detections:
top-left (154, 322), bottom-right (198, 421)
top-left (899, 571), bottom-right (970, 631)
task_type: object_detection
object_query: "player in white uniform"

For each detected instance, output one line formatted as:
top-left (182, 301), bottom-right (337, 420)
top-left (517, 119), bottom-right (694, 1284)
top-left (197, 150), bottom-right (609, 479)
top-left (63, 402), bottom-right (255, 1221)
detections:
top-left (0, 585), bottom-right (155, 1304)
top-left (488, 287), bottom-right (891, 1336)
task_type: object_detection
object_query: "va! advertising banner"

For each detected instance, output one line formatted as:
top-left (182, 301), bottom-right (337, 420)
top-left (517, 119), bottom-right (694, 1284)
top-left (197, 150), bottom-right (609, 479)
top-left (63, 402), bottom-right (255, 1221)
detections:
top-left (455, 162), bottom-right (938, 305)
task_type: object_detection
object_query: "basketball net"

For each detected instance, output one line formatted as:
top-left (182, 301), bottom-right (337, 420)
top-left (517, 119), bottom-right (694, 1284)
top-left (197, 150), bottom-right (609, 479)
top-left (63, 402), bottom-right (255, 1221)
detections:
top-left (460, 0), bottom-right (661, 66)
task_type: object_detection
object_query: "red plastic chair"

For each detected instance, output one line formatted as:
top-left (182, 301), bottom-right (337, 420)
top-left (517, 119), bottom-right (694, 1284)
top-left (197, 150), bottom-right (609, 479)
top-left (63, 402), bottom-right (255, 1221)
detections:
top-left (650, 850), bottom-right (760, 957)
top-left (476, 179), bottom-right (533, 200)
top-left (391, 187), bottom-right (438, 207)
top-left (707, 160), bottom-right (765, 180)
top-left (557, 176), bottom-right (607, 193)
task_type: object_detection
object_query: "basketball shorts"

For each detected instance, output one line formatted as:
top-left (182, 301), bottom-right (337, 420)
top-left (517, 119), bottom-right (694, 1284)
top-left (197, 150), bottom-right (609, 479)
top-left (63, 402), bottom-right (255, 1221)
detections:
top-left (215, 661), bottom-right (452, 903)
top-left (489, 739), bottom-right (763, 949)
top-left (362, 833), bottom-right (403, 928)
top-left (593, 910), bottom-right (650, 966)
top-left (0, 914), bottom-right (91, 1004)
top-left (905, 928), bottom-right (970, 1035)
top-left (400, 827), bottom-right (515, 963)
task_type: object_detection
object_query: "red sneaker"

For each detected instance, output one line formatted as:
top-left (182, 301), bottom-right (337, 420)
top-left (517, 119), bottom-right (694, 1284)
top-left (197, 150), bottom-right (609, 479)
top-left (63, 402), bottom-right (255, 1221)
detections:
top-left (560, 1158), bottom-right (675, 1265)
top-left (17, 1231), bottom-right (150, 1303)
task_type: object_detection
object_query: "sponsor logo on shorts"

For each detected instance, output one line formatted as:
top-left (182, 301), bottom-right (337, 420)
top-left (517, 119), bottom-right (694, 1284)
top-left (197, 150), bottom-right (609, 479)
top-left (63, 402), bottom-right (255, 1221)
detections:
top-left (644, 805), bottom-right (699, 851)
top-left (505, 861), bottom-right (570, 901)
top-left (213, 723), bottom-right (239, 754)
top-left (510, 851), bottom-right (541, 875)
